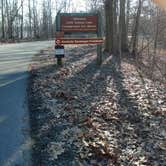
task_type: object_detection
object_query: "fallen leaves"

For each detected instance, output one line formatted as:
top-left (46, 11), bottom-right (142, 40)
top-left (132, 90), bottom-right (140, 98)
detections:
top-left (48, 142), bottom-right (65, 160)
top-left (55, 90), bottom-right (75, 101)
top-left (158, 141), bottom-right (166, 151)
top-left (29, 46), bottom-right (166, 166)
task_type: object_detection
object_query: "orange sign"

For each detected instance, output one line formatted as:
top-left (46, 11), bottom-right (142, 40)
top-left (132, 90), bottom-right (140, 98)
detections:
top-left (61, 16), bottom-right (98, 33)
top-left (55, 38), bottom-right (104, 45)
top-left (153, 0), bottom-right (166, 8)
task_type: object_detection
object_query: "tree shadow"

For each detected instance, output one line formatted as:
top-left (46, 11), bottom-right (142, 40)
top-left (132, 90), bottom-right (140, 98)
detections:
top-left (85, 55), bottom-right (162, 164)
top-left (28, 47), bottom-right (163, 165)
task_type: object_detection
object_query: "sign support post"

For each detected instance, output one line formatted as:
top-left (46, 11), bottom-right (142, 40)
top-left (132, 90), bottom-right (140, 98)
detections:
top-left (57, 57), bottom-right (62, 66)
top-left (55, 14), bottom-right (64, 66)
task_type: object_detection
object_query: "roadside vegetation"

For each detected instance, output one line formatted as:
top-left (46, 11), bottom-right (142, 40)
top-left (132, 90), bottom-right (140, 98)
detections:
top-left (1, 0), bottom-right (165, 165)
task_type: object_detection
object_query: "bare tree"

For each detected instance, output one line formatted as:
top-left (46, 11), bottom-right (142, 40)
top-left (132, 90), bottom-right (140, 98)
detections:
top-left (20, 0), bottom-right (23, 39)
top-left (1, 0), bottom-right (5, 39)
top-left (105, 0), bottom-right (114, 53)
top-left (28, 0), bottom-right (32, 38)
top-left (120, 0), bottom-right (128, 51)
top-left (131, 0), bottom-right (143, 56)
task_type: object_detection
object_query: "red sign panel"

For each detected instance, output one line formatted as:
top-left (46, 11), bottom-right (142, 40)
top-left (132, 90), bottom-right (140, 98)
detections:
top-left (61, 16), bottom-right (98, 33)
top-left (56, 38), bottom-right (103, 45)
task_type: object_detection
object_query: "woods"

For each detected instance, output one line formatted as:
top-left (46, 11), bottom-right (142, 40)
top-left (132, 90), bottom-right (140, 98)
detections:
top-left (0, 1), bottom-right (165, 165)
top-left (0, 0), bottom-right (165, 81)
top-left (104, 0), bottom-right (165, 55)
top-left (0, 0), bottom-right (54, 41)
top-left (104, 0), bottom-right (166, 83)
top-left (87, 0), bottom-right (165, 82)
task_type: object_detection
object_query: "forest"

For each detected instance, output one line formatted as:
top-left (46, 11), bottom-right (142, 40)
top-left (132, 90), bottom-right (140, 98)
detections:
top-left (0, 0), bottom-right (165, 82)
top-left (0, 0), bottom-right (165, 165)
top-left (27, 1), bottom-right (165, 164)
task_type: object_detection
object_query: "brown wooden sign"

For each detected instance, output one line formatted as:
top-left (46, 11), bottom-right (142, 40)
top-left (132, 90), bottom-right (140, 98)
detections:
top-left (56, 38), bottom-right (103, 45)
top-left (55, 31), bottom-right (64, 38)
top-left (61, 16), bottom-right (98, 33)
top-left (55, 13), bottom-right (103, 65)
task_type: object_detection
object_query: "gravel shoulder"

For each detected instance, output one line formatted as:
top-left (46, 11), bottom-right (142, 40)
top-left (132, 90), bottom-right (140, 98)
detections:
top-left (28, 45), bottom-right (165, 166)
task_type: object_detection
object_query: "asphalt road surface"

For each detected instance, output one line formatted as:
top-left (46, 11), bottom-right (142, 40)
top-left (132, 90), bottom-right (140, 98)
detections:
top-left (0, 41), bottom-right (54, 166)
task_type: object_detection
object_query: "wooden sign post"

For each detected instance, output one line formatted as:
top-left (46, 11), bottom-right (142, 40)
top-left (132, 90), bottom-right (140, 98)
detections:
top-left (55, 13), bottom-right (103, 66)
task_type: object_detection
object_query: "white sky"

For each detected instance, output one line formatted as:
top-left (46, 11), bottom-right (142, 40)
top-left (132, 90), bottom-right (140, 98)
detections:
top-left (7, 0), bottom-right (89, 25)
top-left (57, 0), bottom-right (89, 13)
top-left (70, 0), bottom-right (88, 12)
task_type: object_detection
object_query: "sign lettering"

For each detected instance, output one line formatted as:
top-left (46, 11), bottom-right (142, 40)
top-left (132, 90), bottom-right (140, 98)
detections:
top-left (61, 16), bottom-right (98, 33)
top-left (55, 38), bottom-right (104, 45)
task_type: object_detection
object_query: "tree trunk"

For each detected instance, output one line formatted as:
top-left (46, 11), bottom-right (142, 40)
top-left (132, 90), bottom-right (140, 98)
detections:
top-left (1, 0), bottom-right (5, 39)
top-left (21, 1), bottom-right (24, 39)
top-left (33, 0), bottom-right (37, 38)
top-left (28, 0), bottom-right (32, 38)
top-left (131, 0), bottom-right (143, 57)
top-left (120, 0), bottom-right (127, 51)
top-left (126, 0), bottom-right (130, 47)
top-left (151, 8), bottom-right (159, 77)
top-left (105, 0), bottom-right (114, 53)
top-left (113, 0), bottom-right (118, 54)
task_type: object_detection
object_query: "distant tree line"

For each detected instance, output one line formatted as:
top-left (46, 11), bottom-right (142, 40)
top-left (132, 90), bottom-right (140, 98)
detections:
top-left (0, 0), bottom-right (165, 81)
top-left (0, 0), bottom-right (54, 41)
top-left (0, 0), bottom-right (165, 54)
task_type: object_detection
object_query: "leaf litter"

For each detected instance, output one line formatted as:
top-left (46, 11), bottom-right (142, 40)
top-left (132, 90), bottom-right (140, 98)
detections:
top-left (28, 45), bottom-right (166, 166)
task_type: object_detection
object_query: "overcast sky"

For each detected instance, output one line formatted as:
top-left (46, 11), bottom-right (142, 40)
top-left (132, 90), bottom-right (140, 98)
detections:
top-left (71, 0), bottom-right (88, 12)
top-left (7, 0), bottom-right (89, 25)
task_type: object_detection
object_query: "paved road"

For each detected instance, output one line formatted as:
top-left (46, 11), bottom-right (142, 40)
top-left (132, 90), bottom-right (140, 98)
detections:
top-left (0, 41), bottom-right (54, 166)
